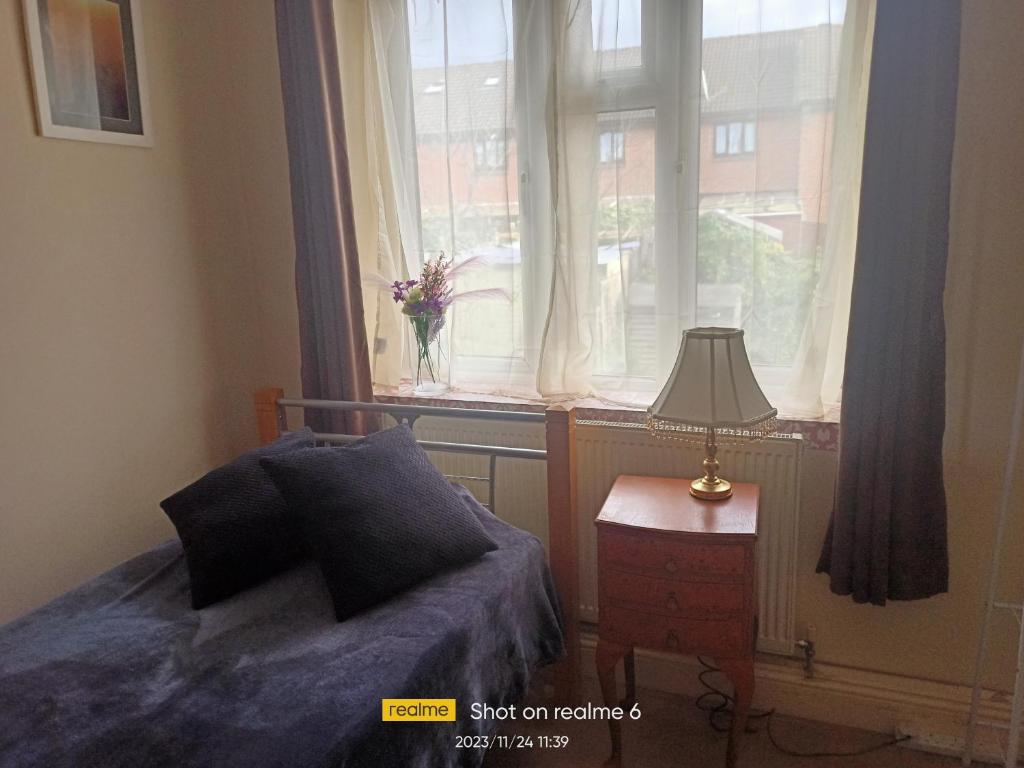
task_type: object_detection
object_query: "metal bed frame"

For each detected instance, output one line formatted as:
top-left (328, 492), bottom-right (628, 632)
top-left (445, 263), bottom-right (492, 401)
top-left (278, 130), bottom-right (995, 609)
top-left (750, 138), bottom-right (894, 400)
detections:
top-left (253, 388), bottom-right (581, 704)
top-left (275, 397), bottom-right (547, 516)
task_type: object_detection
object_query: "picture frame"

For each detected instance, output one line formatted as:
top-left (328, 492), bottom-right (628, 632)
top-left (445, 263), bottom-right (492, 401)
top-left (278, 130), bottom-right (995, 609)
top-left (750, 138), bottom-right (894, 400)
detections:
top-left (22, 0), bottom-right (152, 147)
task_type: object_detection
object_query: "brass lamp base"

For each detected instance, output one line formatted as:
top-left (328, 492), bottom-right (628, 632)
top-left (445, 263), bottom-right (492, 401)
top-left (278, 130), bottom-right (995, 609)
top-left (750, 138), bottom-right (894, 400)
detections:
top-left (690, 427), bottom-right (733, 501)
top-left (690, 476), bottom-right (732, 500)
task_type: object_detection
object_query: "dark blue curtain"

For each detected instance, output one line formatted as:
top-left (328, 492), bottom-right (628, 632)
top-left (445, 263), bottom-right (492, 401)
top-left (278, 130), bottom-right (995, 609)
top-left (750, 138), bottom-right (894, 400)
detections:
top-left (275, 0), bottom-right (378, 436)
top-left (817, 0), bottom-right (961, 605)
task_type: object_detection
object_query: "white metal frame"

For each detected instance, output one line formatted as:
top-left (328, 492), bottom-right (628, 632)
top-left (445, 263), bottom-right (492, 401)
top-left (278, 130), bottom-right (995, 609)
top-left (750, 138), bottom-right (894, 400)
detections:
top-left (964, 335), bottom-right (1024, 767)
top-left (22, 0), bottom-right (153, 147)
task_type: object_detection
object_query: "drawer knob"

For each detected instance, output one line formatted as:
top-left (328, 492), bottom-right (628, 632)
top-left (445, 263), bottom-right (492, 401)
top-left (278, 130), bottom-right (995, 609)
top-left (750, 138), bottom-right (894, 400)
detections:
top-left (665, 631), bottom-right (680, 650)
top-left (664, 558), bottom-right (679, 573)
top-left (665, 593), bottom-right (680, 612)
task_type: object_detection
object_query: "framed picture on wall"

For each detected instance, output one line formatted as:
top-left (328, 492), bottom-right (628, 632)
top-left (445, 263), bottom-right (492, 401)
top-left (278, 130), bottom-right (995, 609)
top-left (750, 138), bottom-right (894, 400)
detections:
top-left (22, 0), bottom-right (152, 147)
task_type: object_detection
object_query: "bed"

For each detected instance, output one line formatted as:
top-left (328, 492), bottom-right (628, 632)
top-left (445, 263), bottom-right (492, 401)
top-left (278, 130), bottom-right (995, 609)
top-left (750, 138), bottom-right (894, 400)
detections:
top-left (0, 392), bottom-right (582, 768)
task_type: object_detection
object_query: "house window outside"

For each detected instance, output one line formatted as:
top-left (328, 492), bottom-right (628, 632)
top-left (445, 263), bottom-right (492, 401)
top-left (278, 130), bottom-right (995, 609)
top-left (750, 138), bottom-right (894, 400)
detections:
top-left (714, 120), bottom-right (756, 156)
top-left (599, 130), bottom-right (625, 164)
top-left (473, 133), bottom-right (506, 170)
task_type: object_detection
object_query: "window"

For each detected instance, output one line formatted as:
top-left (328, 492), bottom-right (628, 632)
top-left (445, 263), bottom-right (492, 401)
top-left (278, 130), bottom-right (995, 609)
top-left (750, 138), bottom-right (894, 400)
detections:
top-left (599, 130), bottom-right (625, 164)
top-left (474, 133), bottom-right (506, 170)
top-left (744, 121), bottom-right (756, 153)
top-left (714, 124), bottom-right (726, 154)
top-left (714, 121), bottom-right (756, 156)
top-left (375, 0), bottom-right (858, 413)
top-left (406, 0), bottom-right (522, 378)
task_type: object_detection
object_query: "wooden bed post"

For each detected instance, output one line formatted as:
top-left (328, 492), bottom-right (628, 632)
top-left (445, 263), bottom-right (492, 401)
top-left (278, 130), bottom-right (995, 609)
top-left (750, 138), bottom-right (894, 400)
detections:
top-left (545, 405), bottom-right (581, 704)
top-left (254, 387), bottom-right (285, 445)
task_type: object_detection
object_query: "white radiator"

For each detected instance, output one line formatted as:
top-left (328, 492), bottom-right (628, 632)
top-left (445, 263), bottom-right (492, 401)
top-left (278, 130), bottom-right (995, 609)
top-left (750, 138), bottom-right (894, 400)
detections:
top-left (406, 416), bottom-right (803, 656)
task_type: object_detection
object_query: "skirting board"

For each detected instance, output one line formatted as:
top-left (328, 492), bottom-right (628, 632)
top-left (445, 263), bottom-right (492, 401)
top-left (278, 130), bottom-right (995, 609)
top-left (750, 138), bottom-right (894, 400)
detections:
top-left (579, 631), bottom-right (1015, 764)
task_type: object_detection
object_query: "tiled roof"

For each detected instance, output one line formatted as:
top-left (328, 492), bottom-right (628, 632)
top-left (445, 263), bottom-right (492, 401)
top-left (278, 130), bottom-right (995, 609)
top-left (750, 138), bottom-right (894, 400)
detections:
top-left (701, 24), bottom-right (841, 114)
top-left (410, 24), bottom-right (841, 135)
top-left (411, 59), bottom-right (515, 137)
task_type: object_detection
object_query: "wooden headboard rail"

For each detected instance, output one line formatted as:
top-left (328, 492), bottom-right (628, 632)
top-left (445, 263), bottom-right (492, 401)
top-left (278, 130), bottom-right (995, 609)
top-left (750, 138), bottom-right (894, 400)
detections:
top-left (253, 387), bottom-right (580, 704)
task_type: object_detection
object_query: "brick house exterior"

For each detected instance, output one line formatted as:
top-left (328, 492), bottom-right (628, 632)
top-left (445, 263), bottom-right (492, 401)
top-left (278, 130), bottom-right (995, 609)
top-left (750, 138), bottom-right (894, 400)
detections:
top-left (411, 24), bottom-right (840, 254)
top-left (409, 24), bottom-right (841, 374)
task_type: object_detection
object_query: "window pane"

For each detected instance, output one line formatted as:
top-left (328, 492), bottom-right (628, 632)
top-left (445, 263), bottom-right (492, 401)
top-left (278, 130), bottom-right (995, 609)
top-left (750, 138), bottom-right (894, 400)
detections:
top-left (727, 121), bottom-right (742, 154)
top-left (592, 0), bottom-right (644, 73)
top-left (407, 0), bottom-right (522, 368)
top-left (600, 131), bottom-right (625, 163)
top-left (594, 109), bottom-right (656, 380)
top-left (715, 124), bottom-right (727, 154)
top-left (743, 120), bottom-right (756, 152)
top-left (700, 0), bottom-right (846, 386)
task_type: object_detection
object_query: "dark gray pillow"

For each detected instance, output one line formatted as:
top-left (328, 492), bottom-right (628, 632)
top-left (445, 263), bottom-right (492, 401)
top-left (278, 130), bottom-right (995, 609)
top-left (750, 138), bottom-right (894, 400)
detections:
top-left (160, 428), bottom-right (315, 609)
top-left (260, 425), bottom-right (498, 621)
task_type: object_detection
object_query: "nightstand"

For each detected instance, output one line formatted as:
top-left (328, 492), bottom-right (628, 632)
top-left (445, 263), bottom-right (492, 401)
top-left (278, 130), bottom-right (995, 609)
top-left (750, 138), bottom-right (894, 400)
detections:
top-left (595, 475), bottom-right (759, 768)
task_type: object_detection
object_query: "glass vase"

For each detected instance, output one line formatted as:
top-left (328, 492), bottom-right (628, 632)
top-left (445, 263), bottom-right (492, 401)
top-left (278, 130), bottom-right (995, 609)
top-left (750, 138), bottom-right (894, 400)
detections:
top-left (409, 312), bottom-right (450, 396)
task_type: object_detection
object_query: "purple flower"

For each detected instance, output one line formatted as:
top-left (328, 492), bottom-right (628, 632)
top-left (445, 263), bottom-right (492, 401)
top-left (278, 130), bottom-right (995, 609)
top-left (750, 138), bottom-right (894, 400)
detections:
top-left (406, 279), bottom-right (418, 287)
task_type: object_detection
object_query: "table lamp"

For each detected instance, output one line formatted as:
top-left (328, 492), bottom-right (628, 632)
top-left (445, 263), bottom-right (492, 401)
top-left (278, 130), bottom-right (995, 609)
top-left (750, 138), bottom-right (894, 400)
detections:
top-left (647, 327), bottom-right (777, 500)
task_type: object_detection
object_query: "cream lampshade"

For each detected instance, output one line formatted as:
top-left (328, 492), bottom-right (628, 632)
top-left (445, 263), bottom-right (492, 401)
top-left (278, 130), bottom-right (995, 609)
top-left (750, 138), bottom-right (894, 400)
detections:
top-left (647, 327), bottom-right (777, 500)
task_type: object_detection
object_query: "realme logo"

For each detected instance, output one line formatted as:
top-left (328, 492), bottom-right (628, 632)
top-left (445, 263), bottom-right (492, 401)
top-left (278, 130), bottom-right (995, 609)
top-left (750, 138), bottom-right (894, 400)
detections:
top-left (382, 698), bottom-right (456, 721)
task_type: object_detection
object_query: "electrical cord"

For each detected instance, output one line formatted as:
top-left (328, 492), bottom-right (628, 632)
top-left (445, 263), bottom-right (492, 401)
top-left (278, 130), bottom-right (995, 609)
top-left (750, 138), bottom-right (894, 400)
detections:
top-left (695, 657), bottom-right (911, 758)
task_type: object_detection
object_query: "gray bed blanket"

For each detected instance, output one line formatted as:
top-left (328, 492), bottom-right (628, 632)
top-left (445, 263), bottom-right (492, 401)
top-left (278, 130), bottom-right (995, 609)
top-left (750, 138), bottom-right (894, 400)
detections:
top-left (0, 487), bottom-right (564, 768)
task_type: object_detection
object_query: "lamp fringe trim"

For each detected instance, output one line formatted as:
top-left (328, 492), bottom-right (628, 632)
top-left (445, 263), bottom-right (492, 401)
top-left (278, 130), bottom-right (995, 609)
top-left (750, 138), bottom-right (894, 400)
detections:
top-left (646, 415), bottom-right (779, 445)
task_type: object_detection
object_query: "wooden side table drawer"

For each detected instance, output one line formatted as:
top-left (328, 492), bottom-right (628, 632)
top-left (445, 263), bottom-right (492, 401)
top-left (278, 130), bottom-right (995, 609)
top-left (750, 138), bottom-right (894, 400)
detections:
top-left (599, 604), bottom-right (749, 658)
top-left (599, 528), bottom-right (747, 581)
top-left (600, 570), bottom-right (746, 619)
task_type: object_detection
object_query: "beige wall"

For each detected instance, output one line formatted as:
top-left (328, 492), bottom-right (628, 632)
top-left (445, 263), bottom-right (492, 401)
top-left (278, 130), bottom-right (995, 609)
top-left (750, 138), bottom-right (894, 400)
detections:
top-left (0, 0), bottom-right (298, 624)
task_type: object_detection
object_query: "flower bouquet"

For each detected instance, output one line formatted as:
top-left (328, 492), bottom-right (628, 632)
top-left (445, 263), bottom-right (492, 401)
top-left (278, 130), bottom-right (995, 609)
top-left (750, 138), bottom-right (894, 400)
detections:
top-left (381, 253), bottom-right (508, 395)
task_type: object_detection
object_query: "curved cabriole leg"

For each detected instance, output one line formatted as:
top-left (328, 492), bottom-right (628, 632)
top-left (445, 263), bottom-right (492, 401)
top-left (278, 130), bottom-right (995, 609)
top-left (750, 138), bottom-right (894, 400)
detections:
top-left (596, 639), bottom-right (628, 767)
top-left (717, 658), bottom-right (755, 768)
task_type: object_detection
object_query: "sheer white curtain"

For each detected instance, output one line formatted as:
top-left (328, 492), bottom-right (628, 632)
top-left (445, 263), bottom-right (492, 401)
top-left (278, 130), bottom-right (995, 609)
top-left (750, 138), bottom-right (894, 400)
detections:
top-left (352, 0), bottom-right (872, 410)
top-left (536, 0), bottom-right (599, 396)
top-left (336, 0), bottom-right (418, 388)
top-left (370, 0), bottom-right (535, 395)
top-left (544, 1), bottom-right (698, 401)
top-left (783, 0), bottom-right (876, 417)
top-left (695, 0), bottom-right (871, 417)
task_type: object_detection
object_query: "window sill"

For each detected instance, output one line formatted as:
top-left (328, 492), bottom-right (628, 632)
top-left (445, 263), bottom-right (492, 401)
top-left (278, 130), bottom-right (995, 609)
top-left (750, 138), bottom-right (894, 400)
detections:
top-left (373, 383), bottom-right (840, 451)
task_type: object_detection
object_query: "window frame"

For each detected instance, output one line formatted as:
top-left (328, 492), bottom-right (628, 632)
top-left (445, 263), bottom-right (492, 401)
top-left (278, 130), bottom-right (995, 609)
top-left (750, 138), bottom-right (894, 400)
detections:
top-left (401, 0), bottom-right (702, 390)
top-left (395, 0), bottom-right (847, 405)
top-left (585, 0), bottom-right (703, 385)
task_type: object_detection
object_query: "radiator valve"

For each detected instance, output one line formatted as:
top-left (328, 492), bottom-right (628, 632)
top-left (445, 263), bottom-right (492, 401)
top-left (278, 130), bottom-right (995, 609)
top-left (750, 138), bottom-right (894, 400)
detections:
top-left (795, 638), bottom-right (816, 678)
